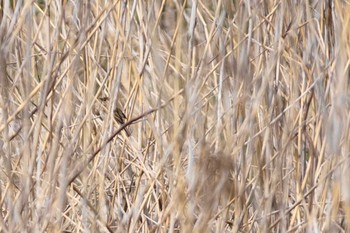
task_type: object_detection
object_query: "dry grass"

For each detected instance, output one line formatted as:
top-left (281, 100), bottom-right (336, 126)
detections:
top-left (0, 0), bottom-right (349, 232)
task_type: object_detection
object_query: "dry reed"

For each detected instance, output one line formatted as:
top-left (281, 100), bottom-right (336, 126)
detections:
top-left (0, 1), bottom-right (349, 232)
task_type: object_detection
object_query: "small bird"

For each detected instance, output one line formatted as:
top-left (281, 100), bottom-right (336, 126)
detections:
top-left (113, 107), bottom-right (127, 125)
top-left (113, 107), bottom-right (131, 136)
top-left (95, 97), bottom-right (132, 136)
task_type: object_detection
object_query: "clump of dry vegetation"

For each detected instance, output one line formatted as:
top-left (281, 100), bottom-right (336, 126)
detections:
top-left (0, 0), bottom-right (349, 232)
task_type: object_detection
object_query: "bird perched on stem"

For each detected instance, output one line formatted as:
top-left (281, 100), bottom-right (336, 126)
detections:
top-left (113, 107), bottom-right (131, 136)
top-left (94, 96), bottom-right (131, 136)
top-left (113, 107), bottom-right (127, 125)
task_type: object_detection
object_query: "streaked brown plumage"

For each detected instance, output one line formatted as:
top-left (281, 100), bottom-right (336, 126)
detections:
top-left (114, 107), bottom-right (131, 136)
top-left (95, 97), bottom-right (131, 136)
top-left (113, 107), bottom-right (127, 125)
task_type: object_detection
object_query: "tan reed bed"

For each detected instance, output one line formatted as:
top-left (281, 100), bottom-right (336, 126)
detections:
top-left (0, 1), bottom-right (349, 232)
